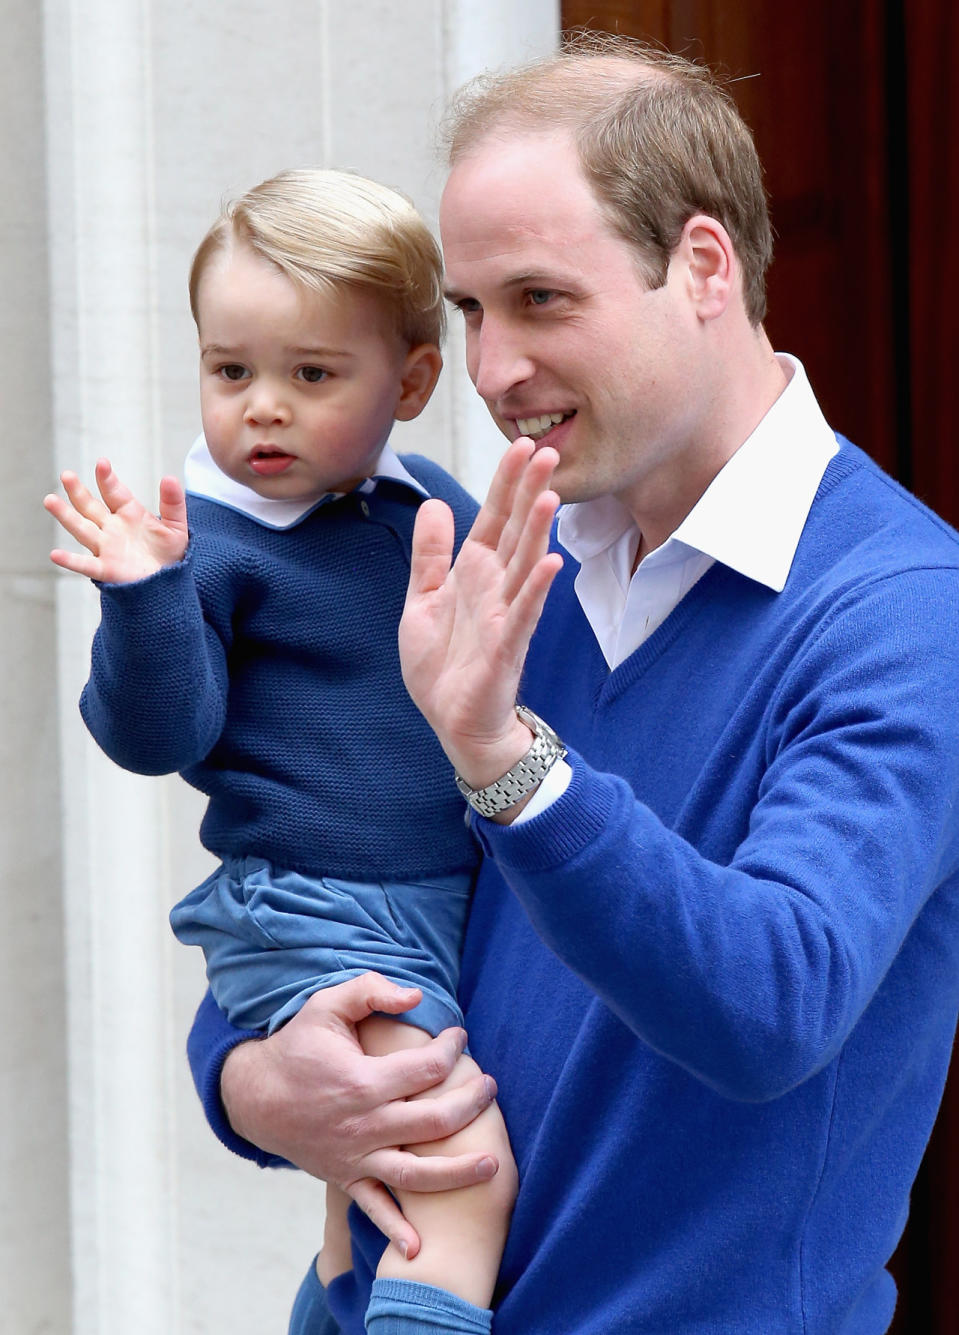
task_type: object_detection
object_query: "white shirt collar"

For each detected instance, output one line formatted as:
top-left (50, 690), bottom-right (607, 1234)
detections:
top-left (183, 434), bottom-right (429, 530)
top-left (558, 354), bottom-right (838, 593)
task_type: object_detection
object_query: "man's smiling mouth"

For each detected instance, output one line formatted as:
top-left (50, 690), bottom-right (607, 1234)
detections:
top-left (515, 411), bottom-right (574, 441)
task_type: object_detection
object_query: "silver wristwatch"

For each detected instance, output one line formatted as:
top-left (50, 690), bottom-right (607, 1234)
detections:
top-left (455, 705), bottom-right (567, 818)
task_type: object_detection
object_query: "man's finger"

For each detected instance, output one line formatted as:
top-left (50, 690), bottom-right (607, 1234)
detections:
top-left (354, 1025), bottom-right (470, 1106)
top-left (304, 971), bottom-right (424, 1027)
top-left (407, 499), bottom-right (455, 599)
top-left (496, 444), bottom-right (560, 569)
top-left (502, 550), bottom-right (564, 666)
top-left (365, 1145), bottom-right (500, 1196)
top-left (376, 1068), bottom-right (498, 1142)
top-left (468, 437), bottom-right (536, 550)
top-left (501, 487), bottom-right (564, 617)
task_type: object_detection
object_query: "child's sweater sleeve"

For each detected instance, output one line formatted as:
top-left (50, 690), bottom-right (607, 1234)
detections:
top-left (79, 545), bottom-right (230, 774)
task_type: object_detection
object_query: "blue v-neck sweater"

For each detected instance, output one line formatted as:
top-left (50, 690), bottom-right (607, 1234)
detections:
top-left (193, 440), bottom-right (959, 1332)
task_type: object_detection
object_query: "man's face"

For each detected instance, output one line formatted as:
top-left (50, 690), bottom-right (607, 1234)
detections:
top-left (440, 131), bottom-right (707, 524)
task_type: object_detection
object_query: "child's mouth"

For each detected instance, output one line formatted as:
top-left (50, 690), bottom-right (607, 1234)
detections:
top-left (250, 447), bottom-right (295, 476)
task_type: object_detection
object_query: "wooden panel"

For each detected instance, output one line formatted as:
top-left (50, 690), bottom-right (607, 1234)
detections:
top-left (905, 2), bottom-right (959, 524)
top-left (562, 1), bottom-right (899, 473)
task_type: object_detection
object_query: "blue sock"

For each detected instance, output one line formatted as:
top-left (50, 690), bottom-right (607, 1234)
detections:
top-left (365, 1278), bottom-right (493, 1334)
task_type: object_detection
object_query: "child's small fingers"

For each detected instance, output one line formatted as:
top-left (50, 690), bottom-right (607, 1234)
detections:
top-left (94, 458), bottom-right (138, 511)
top-left (44, 493), bottom-right (102, 552)
top-left (49, 548), bottom-right (100, 579)
top-left (157, 475), bottom-right (187, 524)
top-left (58, 471), bottom-right (109, 525)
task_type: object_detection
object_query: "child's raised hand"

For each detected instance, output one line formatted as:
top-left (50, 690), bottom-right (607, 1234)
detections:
top-left (44, 457), bottom-right (189, 584)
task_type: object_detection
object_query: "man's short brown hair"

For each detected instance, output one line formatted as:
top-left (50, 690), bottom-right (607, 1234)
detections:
top-left (442, 32), bottom-right (773, 325)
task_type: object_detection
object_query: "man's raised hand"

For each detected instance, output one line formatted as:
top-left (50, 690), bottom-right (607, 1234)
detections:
top-left (44, 457), bottom-right (189, 583)
top-left (400, 438), bottom-right (563, 795)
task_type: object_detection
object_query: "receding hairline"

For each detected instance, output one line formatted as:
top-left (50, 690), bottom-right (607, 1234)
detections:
top-left (439, 34), bottom-right (773, 325)
top-left (442, 46), bottom-right (710, 163)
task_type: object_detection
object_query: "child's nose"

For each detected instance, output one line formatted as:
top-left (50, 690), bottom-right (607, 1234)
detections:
top-left (243, 383), bottom-right (291, 426)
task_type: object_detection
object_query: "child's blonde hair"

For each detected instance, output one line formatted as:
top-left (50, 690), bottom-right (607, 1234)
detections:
top-left (189, 168), bottom-right (445, 347)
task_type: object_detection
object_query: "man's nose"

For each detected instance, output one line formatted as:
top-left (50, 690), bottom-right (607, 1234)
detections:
top-left (470, 320), bottom-right (535, 404)
top-left (243, 381), bottom-right (291, 426)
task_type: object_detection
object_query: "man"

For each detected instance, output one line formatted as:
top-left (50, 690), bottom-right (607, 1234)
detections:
top-left (190, 34), bottom-right (959, 1334)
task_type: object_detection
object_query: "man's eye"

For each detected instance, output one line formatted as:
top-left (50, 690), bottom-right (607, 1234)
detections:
top-left (528, 289), bottom-right (553, 306)
top-left (297, 366), bottom-right (328, 383)
top-left (220, 364), bottom-right (249, 381)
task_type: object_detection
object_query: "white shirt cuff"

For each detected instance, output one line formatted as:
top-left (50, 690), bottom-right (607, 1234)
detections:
top-left (511, 757), bottom-right (573, 824)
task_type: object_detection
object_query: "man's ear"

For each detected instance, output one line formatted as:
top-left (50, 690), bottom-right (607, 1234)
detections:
top-left (679, 214), bottom-right (736, 321)
top-left (395, 344), bottom-right (443, 421)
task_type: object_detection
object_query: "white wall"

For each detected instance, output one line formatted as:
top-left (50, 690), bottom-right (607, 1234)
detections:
top-left (3, 2), bottom-right (558, 1330)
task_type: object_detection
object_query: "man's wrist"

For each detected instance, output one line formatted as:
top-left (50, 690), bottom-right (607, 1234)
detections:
top-left (220, 1036), bottom-right (267, 1144)
top-left (455, 706), bottom-right (567, 822)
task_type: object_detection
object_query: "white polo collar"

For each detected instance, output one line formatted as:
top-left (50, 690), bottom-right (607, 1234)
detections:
top-left (183, 434), bottom-right (429, 530)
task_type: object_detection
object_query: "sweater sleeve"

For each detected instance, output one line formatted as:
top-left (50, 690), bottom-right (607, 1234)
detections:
top-left (186, 989), bottom-right (292, 1168)
top-left (79, 545), bottom-right (230, 774)
top-left (472, 568), bottom-right (959, 1102)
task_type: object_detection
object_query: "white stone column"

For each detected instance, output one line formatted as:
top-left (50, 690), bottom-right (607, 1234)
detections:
top-left (43, 1), bottom-right (179, 1330)
top-left (441, 1), bottom-right (564, 498)
top-left (0, 3), bottom-right (72, 1329)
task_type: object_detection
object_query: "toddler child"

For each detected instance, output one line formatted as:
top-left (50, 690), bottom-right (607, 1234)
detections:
top-left (44, 168), bottom-right (516, 1335)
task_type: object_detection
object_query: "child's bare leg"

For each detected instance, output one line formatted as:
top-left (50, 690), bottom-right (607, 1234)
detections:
top-left (358, 1014), bottom-right (517, 1311)
top-left (316, 1182), bottom-right (353, 1286)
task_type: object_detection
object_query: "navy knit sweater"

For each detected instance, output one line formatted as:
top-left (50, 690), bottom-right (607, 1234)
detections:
top-left (80, 456), bottom-right (479, 882)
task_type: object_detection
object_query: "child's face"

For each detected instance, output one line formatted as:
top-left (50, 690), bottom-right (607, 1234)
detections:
top-left (195, 242), bottom-right (437, 500)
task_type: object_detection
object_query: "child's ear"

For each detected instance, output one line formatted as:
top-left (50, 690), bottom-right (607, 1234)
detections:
top-left (395, 344), bottom-right (443, 420)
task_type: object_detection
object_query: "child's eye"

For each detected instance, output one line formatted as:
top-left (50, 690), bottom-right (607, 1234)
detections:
top-left (297, 366), bottom-right (328, 383)
top-left (219, 364), bottom-right (250, 382)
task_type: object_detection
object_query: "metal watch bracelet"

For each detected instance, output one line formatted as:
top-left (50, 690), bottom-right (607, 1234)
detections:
top-left (455, 705), bottom-right (567, 818)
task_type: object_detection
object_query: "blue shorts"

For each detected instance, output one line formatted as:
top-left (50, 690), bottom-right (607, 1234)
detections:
top-left (170, 856), bottom-right (472, 1037)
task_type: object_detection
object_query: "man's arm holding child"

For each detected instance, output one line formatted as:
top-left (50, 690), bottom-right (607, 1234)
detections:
top-left (198, 974), bottom-right (503, 1255)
